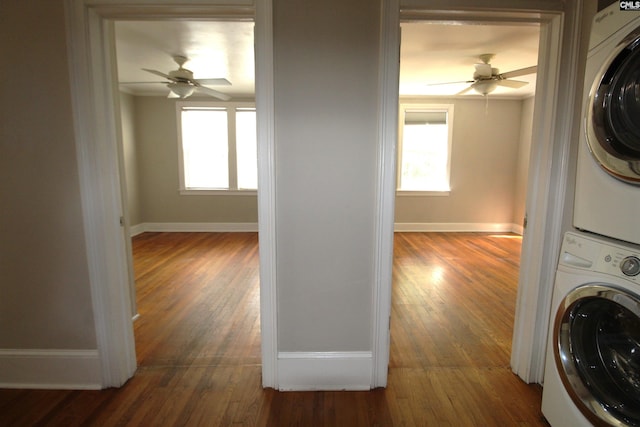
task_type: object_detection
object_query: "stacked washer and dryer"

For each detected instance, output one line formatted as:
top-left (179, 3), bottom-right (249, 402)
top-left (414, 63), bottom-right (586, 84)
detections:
top-left (542, 3), bottom-right (640, 426)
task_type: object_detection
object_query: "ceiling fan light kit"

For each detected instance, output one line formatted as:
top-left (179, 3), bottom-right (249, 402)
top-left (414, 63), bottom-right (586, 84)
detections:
top-left (472, 80), bottom-right (498, 95)
top-left (167, 82), bottom-right (196, 98)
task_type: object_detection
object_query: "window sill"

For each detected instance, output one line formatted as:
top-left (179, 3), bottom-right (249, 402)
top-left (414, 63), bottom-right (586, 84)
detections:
top-left (180, 189), bottom-right (258, 196)
top-left (396, 190), bottom-right (450, 197)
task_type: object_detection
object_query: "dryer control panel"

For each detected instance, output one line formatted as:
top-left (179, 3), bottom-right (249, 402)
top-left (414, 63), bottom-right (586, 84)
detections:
top-left (559, 232), bottom-right (640, 282)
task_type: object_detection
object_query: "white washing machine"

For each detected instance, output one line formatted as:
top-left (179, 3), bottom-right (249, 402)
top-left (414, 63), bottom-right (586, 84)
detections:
top-left (574, 3), bottom-right (640, 246)
top-left (542, 232), bottom-right (640, 426)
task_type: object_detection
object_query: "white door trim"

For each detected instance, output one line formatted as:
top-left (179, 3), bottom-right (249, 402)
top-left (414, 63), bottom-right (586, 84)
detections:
top-left (512, 1), bottom-right (586, 383)
top-left (63, 0), bottom-right (276, 388)
top-left (254, 0), bottom-right (278, 389)
top-left (372, 0), bottom-right (400, 389)
top-left (64, 1), bottom-right (137, 387)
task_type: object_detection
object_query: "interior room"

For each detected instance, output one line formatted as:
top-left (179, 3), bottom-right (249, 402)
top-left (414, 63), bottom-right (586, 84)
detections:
top-left (9, 11), bottom-right (542, 425)
top-left (116, 20), bottom-right (539, 236)
top-left (1, 0), bottom-right (600, 425)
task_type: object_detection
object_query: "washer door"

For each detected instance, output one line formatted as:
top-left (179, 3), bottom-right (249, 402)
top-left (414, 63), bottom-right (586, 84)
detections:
top-left (555, 284), bottom-right (640, 426)
top-left (587, 26), bottom-right (640, 184)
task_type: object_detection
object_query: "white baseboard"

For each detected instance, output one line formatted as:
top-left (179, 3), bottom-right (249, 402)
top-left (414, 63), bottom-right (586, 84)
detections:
top-left (394, 222), bottom-right (523, 234)
top-left (277, 351), bottom-right (372, 391)
top-left (129, 222), bottom-right (259, 236)
top-left (130, 222), bottom-right (523, 236)
top-left (129, 223), bottom-right (145, 236)
top-left (511, 224), bottom-right (524, 235)
top-left (0, 349), bottom-right (102, 390)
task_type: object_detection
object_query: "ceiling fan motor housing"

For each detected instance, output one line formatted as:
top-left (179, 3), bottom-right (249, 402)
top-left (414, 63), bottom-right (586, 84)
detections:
top-left (169, 68), bottom-right (195, 83)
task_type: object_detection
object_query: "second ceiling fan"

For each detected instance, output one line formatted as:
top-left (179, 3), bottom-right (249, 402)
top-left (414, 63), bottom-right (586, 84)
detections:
top-left (434, 54), bottom-right (537, 96)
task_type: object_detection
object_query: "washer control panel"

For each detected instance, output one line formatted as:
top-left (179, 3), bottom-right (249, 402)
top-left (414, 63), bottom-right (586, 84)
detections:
top-left (560, 232), bottom-right (640, 282)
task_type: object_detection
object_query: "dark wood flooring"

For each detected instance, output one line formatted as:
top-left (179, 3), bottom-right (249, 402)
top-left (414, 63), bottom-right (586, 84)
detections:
top-left (0, 232), bottom-right (548, 426)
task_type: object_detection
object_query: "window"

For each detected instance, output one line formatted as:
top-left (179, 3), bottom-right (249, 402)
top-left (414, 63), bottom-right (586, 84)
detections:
top-left (177, 102), bottom-right (257, 193)
top-left (397, 104), bottom-right (454, 194)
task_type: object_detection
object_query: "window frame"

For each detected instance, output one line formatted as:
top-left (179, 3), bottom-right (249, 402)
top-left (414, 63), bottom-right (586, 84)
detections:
top-left (176, 101), bottom-right (257, 195)
top-left (396, 103), bottom-right (454, 196)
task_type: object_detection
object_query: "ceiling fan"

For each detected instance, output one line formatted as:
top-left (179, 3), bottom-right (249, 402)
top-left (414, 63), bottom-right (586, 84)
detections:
top-left (140, 55), bottom-right (232, 100)
top-left (433, 54), bottom-right (537, 96)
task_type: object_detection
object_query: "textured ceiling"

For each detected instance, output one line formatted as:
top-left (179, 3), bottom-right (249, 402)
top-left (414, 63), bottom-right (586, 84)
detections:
top-left (115, 20), bottom-right (539, 99)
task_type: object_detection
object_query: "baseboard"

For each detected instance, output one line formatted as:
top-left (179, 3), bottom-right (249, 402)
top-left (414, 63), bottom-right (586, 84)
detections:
top-left (129, 223), bottom-right (145, 236)
top-left (0, 349), bottom-right (102, 390)
top-left (129, 222), bottom-right (259, 236)
top-left (277, 351), bottom-right (372, 391)
top-left (511, 224), bottom-right (524, 235)
top-left (131, 222), bottom-right (523, 235)
top-left (394, 222), bottom-right (523, 234)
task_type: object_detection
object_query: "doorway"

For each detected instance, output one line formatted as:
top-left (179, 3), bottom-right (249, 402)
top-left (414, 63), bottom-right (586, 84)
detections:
top-left (112, 18), bottom-right (260, 369)
top-left (389, 17), bottom-right (538, 394)
top-left (64, 1), bottom-right (277, 388)
top-left (371, 3), bottom-right (581, 387)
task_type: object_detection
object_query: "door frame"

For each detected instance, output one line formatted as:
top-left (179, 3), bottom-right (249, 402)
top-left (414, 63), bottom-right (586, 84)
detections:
top-left (64, 0), bottom-right (276, 388)
top-left (373, 0), bottom-right (586, 385)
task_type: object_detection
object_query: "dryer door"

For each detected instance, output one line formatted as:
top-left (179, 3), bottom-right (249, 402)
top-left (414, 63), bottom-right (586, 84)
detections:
top-left (587, 27), bottom-right (640, 184)
top-left (554, 284), bottom-right (640, 426)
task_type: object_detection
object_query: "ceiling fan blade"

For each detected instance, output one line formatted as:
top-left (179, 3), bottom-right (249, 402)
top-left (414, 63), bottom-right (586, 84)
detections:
top-left (196, 85), bottom-right (231, 101)
top-left (120, 81), bottom-right (169, 85)
top-left (426, 80), bottom-right (474, 87)
top-left (167, 91), bottom-right (180, 99)
top-left (500, 65), bottom-right (537, 79)
top-left (195, 78), bottom-right (232, 86)
top-left (142, 68), bottom-right (173, 80)
top-left (456, 86), bottom-right (474, 96)
top-left (496, 79), bottom-right (528, 89)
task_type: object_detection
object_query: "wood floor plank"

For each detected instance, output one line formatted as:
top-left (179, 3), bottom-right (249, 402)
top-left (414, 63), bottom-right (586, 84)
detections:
top-left (0, 232), bottom-right (548, 426)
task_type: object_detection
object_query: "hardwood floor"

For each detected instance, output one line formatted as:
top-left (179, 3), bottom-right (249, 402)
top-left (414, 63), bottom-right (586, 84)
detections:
top-left (0, 232), bottom-right (549, 426)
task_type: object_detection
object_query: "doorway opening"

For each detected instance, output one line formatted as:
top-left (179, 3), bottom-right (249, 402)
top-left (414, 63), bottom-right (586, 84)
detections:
top-left (389, 16), bottom-right (542, 386)
top-left (112, 18), bottom-right (261, 370)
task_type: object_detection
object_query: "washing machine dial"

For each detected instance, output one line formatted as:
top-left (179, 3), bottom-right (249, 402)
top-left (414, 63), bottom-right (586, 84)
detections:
top-left (620, 256), bottom-right (640, 276)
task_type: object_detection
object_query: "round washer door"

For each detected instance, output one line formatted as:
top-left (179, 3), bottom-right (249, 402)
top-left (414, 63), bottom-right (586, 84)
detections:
top-left (587, 26), bottom-right (640, 184)
top-left (554, 284), bottom-right (640, 426)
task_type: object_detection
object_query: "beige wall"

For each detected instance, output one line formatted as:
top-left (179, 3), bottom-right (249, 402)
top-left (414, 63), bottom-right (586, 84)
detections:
top-left (513, 96), bottom-right (535, 228)
top-left (131, 96), bottom-right (258, 225)
top-left (120, 92), bottom-right (142, 226)
top-left (273, 0), bottom-right (379, 352)
top-left (129, 95), bottom-right (533, 230)
top-left (395, 97), bottom-right (527, 227)
top-left (0, 0), bottom-right (96, 349)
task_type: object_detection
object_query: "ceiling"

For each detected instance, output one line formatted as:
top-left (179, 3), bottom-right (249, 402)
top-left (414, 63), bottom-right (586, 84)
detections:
top-left (115, 20), bottom-right (539, 99)
top-left (400, 22), bottom-right (539, 97)
top-left (115, 20), bottom-right (255, 99)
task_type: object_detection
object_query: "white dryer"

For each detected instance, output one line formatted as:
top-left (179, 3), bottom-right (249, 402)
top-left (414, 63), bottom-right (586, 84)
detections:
top-left (574, 3), bottom-right (640, 245)
top-left (542, 232), bottom-right (640, 426)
